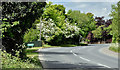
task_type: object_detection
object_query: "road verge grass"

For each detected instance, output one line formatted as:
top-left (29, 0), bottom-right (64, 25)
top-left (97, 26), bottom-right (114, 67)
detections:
top-left (109, 43), bottom-right (120, 53)
top-left (109, 46), bottom-right (120, 53)
top-left (26, 47), bottom-right (42, 57)
top-left (42, 43), bottom-right (88, 48)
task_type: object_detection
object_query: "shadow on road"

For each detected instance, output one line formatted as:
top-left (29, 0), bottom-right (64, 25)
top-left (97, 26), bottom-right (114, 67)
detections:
top-left (38, 50), bottom-right (118, 70)
top-left (40, 60), bottom-right (118, 70)
top-left (37, 46), bottom-right (118, 70)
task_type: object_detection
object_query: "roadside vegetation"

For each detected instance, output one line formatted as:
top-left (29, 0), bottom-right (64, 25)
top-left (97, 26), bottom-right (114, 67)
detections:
top-left (109, 43), bottom-right (120, 53)
top-left (109, 46), bottom-right (120, 53)
top-left (42, 43), bottom-right (88, 48)
top-left (1, 50), bottom-right (42, 69)
top-left (1, 46), bottom-right (43, 69)
top-left (1, 1), bottom-right (120, 69)
top-left (108, 1), bottom-right (120, 52)
top-left (26, 47), bottom-right (41, 57)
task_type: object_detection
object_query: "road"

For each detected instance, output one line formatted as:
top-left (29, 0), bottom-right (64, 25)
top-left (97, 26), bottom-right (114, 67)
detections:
top-left (38, 44), bottom-right (119, 70)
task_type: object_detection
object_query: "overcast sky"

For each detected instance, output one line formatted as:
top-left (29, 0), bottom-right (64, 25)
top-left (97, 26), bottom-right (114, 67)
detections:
top-left (47, 0), bottom-right (118, 20)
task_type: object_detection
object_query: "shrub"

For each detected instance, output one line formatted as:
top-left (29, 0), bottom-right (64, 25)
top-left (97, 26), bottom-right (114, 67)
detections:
top-left (1, 50), bottom-right (42, 69)
top-left (109, 46), bottom-right (120, 53)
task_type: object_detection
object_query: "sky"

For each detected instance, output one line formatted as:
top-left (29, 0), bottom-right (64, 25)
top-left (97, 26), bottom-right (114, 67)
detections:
top-left (47, 0), bottom-right (118, 20)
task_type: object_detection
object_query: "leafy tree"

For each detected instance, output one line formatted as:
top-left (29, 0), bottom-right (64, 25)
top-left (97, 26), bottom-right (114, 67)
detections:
top-left (42, 2), bottom-right (66, 28)
top-left (23, 28), bottom-right (39, 43)
top-left (2, 2), bottom-right (46, 58)
top-left (35, 18), bottom-right (82, 45)
top-left (109, 1), bottom-right (120, 43)
top-left (86, 15), bottom-right (113, 43)
top-left (67, 10), bottom-right (96, 38)
top-left (95, 16), bottom-right (105, 27)
top-left (92, 25), bottom-right (104, 39)
top-left (91, 18), bottom-right (112, 43)
top-left (39, 3), bottom-right (83, 45)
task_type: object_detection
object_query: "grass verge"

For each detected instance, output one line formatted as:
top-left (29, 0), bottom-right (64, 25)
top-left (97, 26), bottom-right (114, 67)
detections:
top-left (42, 44), bottom-right (60, 48)
top-left (26, 47), bottom-right (42, 57)
top-left (42, 43), bottom-right (88, 48)
top-left (109, 46), bottom-right (120, 53)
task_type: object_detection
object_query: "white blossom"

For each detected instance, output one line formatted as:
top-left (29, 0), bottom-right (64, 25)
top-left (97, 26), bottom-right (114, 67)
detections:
top-left (36, 18), bottom-right (81, 40)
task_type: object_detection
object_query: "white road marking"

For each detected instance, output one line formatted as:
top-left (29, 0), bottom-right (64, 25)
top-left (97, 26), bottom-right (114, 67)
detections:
top-left (71, 47), bottom-right (111, 68)
top-left (97, 63), bottom-right (111, 68)
top-left (79, 56), bottom-right (90, 61)
top-left (71, 49), bottom-right (91, 62)
top-left (73, 53), bottom-right (77, 56)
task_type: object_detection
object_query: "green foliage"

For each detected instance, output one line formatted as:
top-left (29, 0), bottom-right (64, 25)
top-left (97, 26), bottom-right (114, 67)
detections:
top-left (67, 10), bottom-right (88, 26)
top-left (85, 39), bottom-right (90, 42)
top-left (42, 2), bottom-right (66, 28)
top-left (2, 2), bottom-right (46, 58)
top-left (43, 44), bottom-right (55, 47)
top-left (92, 25), bottom-right (104, 38)
top-left (77, 43), bottom-right (88, 46)
top-left (23, 28), bottom-right (39, 43)
top-left (34, 17), bottom-right (82, 45)
top-left (1, 50), bottom-right (42, 69)
top-left (32, 2), bottom-right (97, 45)
top-left (110, 1), bottom-right (120, 43)
top-left (60, 44), bottom-right (77, 47)
top-left (109, 46), bottom-right (120, 53)
top-left (67, 10), bottom-right (96, 38)
top-left (42, 43), bottom-right (88, 47)
top-left (26, 47), bottom-right (41, 57)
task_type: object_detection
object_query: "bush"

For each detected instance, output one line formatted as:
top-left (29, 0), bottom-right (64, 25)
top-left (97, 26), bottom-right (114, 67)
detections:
top-left (109, 46), bottom-right (120, 53)
top-left (1, 50), bottom-right (42, 69)
top-left (23, 28), bottom-right (39, 43)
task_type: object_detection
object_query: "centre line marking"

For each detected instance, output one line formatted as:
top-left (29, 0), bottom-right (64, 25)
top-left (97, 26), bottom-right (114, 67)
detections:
top-left (79, 56), bottom-right (90, 61)
top-left (71, 47), bottom-right (111, 68)
top-left (73, 53), bottom-right (77, 56)
top-left (97, 63), bottom-right (111, 68)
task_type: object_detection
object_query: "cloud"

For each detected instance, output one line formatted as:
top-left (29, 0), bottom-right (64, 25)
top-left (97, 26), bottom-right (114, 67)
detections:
top-left (102, 8), bottom-right (107, 11)
top-left (76, 4), bottom-right (88, 8)
top-left (47, 1), bottom-right (117, 19)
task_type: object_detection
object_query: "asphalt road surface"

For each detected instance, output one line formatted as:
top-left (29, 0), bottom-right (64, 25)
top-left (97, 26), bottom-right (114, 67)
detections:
top-left (38, 44), bottom-right (119, 70)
